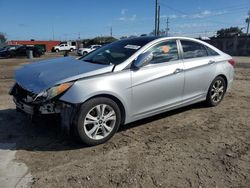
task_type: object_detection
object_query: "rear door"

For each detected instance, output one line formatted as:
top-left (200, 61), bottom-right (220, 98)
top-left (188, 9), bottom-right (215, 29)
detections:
top-left (180, 40), bottom-right (217, 102)
top-left (131, 40), bottom-right (185, 118)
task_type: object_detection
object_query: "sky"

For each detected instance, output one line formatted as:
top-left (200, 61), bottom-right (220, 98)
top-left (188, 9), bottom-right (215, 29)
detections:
top-left (0, 0), bottom-right (250, 40)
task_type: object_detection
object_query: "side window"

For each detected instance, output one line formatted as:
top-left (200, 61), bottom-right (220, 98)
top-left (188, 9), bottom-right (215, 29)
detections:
top-left (206, 46), bottom-right (219, 56)
top-left (181, 40), bottom-right (208, 59)
top-left (147, 40), bottom-right (179, 64)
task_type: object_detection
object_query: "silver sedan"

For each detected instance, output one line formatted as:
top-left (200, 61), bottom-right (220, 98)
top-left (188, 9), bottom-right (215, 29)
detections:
top-left (10, 36), bottom-right (235, 146)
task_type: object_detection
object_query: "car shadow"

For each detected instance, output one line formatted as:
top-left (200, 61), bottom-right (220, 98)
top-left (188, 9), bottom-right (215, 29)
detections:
top-left (0, 102), bottom-right (208, 152)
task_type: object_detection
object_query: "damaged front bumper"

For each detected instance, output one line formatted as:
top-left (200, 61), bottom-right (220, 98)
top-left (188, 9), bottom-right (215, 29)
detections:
top-left (10, 83), bottom-right (68, 115)
top-left (10, 83), bottom-right (78, 133)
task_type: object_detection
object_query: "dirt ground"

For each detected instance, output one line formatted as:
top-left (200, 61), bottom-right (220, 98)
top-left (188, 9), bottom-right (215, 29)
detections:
top-left (0, 54), bottom-right (249, 188)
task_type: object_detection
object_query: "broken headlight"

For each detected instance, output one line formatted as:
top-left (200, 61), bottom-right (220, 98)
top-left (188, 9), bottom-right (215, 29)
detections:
top-left (35, 82), bottom-right (74, 101)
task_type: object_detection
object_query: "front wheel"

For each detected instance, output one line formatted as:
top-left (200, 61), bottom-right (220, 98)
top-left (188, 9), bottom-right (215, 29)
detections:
top-left (82, 51), bottom-right (87, 56)
top-left (206, 76), bottom-right (226, 106)
top-left (74, 97), bottom-right (121, 146)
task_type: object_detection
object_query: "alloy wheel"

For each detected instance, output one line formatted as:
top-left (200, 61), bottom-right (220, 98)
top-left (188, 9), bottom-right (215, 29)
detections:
top-left (210, 80), bottom-right (225, 103)
top-left (83, 104), bottom-right (116, 140)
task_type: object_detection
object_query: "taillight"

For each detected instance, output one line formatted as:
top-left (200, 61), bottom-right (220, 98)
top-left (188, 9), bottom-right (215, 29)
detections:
top-left (228, 59), bottom-right (236, 67)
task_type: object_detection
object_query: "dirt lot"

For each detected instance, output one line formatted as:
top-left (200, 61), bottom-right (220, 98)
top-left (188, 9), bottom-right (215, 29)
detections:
top-left (0, 54), bottom-right (250, 188)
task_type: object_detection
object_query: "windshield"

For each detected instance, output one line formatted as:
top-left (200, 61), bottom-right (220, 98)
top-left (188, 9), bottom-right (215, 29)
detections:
top-left (1, 46), bottom-right (17, 51)
top-left (79, 38), bottom-right (151, 65)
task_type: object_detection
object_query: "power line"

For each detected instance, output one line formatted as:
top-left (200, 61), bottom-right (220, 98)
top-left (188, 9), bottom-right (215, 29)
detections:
top-left (159, 1), bottom-right (250, 21)
top-left (159, 0), bottom-right (250, 16)
top-left (159, 1), bottom-right (187, 15)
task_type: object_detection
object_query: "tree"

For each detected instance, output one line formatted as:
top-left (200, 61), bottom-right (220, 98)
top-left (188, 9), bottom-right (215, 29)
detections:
top-left (216, 27), bottom-right (244, 38)
top-left (149, 29), bottom-right (167, 36)
top-left (92, 36), bottom-right (117, 44)
top-left (79, 36), bottom-right (118, 47)
top-left (0, 32), bottom-right (7, 44)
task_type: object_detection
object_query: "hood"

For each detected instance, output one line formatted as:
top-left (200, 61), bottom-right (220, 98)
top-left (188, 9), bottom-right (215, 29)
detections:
top-left (0, 49), bottom-right (7, 53)
top-left (15, 57), bottom-right (114, 94)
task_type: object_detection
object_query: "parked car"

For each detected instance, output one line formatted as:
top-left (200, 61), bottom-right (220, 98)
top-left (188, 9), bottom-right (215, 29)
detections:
top-left (0, 45), bottom-right (20, 58)
top-left (52, 44), bottom-right (76, 52)
top-left (77, 45), bottom-right (101, 56)
top-left (0, 45), bottom-right (43, 58)
top-left (10, 36), bottom-right (235, 146)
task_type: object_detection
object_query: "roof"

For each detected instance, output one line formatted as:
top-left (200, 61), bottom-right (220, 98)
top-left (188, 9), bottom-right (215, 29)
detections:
top-left (121, 36), bottom-right (162, 43)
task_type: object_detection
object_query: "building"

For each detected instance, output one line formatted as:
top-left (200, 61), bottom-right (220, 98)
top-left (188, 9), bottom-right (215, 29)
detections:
top-left (7, 40), bottom-right (61, 52)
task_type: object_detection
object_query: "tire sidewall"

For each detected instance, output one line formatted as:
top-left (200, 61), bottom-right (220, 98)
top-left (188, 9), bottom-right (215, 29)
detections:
top-left (75, 97), bottom-right (121, 146)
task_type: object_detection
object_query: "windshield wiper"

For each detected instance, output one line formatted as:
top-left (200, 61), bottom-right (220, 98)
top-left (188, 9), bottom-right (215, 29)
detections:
top-left (84, 59), bottom-right (113, 65)
top-left (84, 59), bottom-right (101, 64)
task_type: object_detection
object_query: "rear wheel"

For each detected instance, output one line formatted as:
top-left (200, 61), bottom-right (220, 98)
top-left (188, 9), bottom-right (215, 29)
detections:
top-left (206, 76), bottom-right (226, 106)
top-left (74, 97), bottom-right (121, 146)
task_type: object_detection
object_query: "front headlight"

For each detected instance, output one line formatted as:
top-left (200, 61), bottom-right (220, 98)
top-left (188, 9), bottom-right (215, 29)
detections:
top-left (35, 82), bottom-right (74, 101)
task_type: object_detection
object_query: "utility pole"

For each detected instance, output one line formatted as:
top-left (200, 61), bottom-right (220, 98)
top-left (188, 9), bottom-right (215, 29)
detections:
top-left (52, 25), bottom-right (55, 40)
top-left (166, 17), bottom-right (169, 36)
top-left (154, 0), bottom-right (158, 36)
top-left (157, 5), bottom-right (160, 36)
top-left (78, 32), bottom-right (80, 40)
top-left (110, 26), bottom-right (113, 37)
top-left (246, 11), bottom-right (250, 35)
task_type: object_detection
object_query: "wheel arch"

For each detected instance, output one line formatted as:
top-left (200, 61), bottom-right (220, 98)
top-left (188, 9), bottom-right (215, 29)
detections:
top-left (216, 74), bottom-right (228, 90)
top-left (86, 94), bottom-right (126, 125)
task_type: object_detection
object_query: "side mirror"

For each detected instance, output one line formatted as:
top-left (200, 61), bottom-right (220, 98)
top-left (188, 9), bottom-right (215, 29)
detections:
top-left (133, 52), bottom-right (153, 69)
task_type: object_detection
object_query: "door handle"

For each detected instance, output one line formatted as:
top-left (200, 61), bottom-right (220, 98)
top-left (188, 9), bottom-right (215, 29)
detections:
top-left (208, 60), bottom-right (216, 65)
top-left (173, 68), bottom-right (183, 74)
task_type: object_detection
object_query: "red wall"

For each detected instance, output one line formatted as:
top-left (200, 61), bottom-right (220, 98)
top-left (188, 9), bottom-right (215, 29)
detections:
top-left (7, 40), bottom-right (61, 52)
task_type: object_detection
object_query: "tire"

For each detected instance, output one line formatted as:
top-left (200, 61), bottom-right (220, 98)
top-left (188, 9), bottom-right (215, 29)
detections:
top-left (70, 48), bottom-right (74, 52)
top-left (82, 51), bottom-right (87, 56)
top-left (6, 53), bottom-right (12, 58)
top-left (74, 97), bottom-right (121, 146)
top-left (205, 76), bottom-right (226, 107)
top-left (55, 49), bottom-right (59, 53)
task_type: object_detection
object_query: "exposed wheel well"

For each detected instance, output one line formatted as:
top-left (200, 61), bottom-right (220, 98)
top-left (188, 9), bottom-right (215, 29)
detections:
top-left (217, 74), bottom-right (228, 90)
top-left (87, 94), bottom-right (126, 125)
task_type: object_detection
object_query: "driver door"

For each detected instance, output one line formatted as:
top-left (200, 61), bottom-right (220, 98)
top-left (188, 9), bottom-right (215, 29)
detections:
top-left (131, 40), bottom-right (184, 119)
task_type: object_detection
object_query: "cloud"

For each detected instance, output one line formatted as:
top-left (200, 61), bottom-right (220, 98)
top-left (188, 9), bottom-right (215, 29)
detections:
top-left (119, 9), bottom-right (136, 22)
top-left (18, 23), bottom-right (29, 27)
top-left (121, 9), bottom-right (127, 15)
top-left (164, 10), bottom-right (227, 20)
top-left (192, 10), bottom-right (211, 18)
top-left (119, 14), bottom-right (136, 21)
top-left (176, 23), bottom-right (210, 28)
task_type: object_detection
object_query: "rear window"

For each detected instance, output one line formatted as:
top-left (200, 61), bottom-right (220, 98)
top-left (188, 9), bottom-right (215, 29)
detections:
top-left (181, 40), bottom-right (208, 59)
top-left (206, 46), bottom-right (219, 56)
